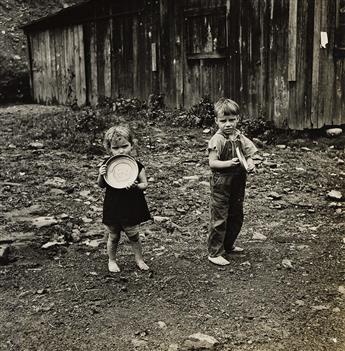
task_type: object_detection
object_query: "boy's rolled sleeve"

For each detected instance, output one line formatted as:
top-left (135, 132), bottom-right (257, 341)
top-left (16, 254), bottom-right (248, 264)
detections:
top-left (207, 134), bottom-right (224, 158)
top-left (240, 135), bottom-right (258, 158)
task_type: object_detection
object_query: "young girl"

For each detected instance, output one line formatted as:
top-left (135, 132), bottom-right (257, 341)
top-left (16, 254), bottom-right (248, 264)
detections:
top-left (97, 125), bottom-right (151, 272)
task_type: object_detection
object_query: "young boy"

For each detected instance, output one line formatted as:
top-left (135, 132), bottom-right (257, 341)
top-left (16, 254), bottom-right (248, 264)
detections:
top-left (207, 98), bottom-right (258, 266)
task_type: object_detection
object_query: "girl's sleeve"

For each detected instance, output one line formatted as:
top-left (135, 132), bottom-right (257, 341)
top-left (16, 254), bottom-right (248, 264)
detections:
top-left (207, 134), bottom-right (224, 158)
top-left (136, 161), bottom-right (144, 173)
top-left (240, 135), bottom-right (258, 157)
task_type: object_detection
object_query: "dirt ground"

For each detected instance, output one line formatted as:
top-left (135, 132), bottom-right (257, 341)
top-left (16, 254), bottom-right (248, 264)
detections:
top-left (1, 105), bottom-right (345, 351)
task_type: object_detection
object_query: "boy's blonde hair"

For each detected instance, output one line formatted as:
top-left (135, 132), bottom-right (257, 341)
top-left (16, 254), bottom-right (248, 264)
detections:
top-left (214, 98), bottom-right (240, 118)
top-left (103, 125), bottom-right (134, 152)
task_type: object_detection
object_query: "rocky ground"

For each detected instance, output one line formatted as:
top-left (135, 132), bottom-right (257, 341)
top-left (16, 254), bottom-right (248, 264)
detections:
top-left (0, 105), bottom-right (345, 351)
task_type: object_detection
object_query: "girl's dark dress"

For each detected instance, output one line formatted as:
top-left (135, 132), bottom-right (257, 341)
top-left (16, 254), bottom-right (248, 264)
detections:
top-left (102, 160), bottom-right (151, 226)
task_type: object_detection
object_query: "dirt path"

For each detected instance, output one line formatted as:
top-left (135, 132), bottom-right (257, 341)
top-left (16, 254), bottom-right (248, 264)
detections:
top-left (0, 105), bottom-right (345, 351)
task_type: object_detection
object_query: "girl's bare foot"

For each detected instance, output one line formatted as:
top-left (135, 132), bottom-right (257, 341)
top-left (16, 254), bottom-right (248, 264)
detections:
top-left (136, 260), bottom-right (149, 271)
top-left (108, 259), bottom-right (120, 272)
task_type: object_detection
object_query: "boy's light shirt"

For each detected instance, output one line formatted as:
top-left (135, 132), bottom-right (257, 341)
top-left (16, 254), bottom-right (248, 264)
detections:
top-left (208, 129), bottom-right (258, 160)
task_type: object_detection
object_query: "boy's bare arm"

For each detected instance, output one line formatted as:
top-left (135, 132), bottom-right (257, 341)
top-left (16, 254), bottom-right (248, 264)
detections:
top-left (246, 157), bottom-right (256, 172)
top-left (209, 150), bottom-right (240, 169)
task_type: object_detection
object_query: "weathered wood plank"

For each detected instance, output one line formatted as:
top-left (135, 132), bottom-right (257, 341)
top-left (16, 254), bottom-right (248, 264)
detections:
top-left (62, 27), bottom-right (69, 105)
top-left (68, 26), bottom-right (76, 105)
top-left (104, 20), bottom-right (112, 98)
top-left (90, 22), bottom-right (98, 105)
top-left (78, 25), bottom-right (86, 106)
top-left (31, 34), bottom-right (38, 102)
top-left (54, 28), bottom-right (62, 104)
top-left (45, 29), bottom-right (53, 104)
top-left (288, 0), bottom-right (298, 82)
top-left (73, 26), bottom-right (80, 105)
top-left (49, 29), bottom-right (58, 103)
top-left (38, 31), bottom-right (45, 104)
top-left (311, 0), bottom-right (321, 128)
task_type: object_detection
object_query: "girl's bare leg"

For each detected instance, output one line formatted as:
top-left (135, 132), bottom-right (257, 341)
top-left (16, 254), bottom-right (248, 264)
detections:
top-left (106, 226), bottom-right (121, 272)
top-left (129, 236), bottom-right (149, 270)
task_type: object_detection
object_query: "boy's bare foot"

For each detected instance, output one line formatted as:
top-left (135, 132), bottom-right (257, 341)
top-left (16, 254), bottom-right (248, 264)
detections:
top-left (208, 256), bottom-right (230, 266)
top-left (231, 246), bottom-right (244, 253)
top-left (136, 260), bottom-right (150, 271)
top-left (108, 259), bottom-right (120, 273)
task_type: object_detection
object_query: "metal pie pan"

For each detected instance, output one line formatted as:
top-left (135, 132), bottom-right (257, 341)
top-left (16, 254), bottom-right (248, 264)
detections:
top-left (104, 155), bottom-right (139, 189)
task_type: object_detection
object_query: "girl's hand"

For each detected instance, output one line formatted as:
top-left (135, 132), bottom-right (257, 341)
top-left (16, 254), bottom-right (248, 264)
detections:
top-left (99, 165), bottom-right (107, 175)
top-left (229, 157), bottom-right (240, 167)
top-left (126, 180), bottom-right (138, 190)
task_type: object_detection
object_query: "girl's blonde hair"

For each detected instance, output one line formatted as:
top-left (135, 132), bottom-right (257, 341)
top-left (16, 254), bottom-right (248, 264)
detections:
top-left (214, 98), bottom-right (240, 118)
top-left (103, 125), bottom-right (134, 152)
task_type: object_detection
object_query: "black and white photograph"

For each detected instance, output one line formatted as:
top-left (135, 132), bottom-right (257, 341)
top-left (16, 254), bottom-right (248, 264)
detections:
top-left (1, 0), bottom-right (345, 350)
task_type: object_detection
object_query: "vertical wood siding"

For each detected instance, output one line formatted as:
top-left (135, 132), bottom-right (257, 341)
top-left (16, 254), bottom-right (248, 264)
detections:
top-left (30, 25), bottom-right (86, 106)
top-left (27, 0), bottom-right (345, 129)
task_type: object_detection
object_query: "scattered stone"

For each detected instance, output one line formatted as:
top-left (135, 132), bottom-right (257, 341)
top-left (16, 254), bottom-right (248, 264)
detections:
top-left (32, 217), bottom-right (58, 228)
top-left (300, 147), bottom-right (311, 151)
top-left (203, 129), bottom-right (211, 134)
top-left (41, 240), bottom-right (65, 249)
top-left (282, 258), bottom-right (293, 269)
top-left (337, 158), bottom-right (344, 165)
top-left (333, 307), bottom-right (341, 313)
top-left (84, 239), bottom-right (103, 248)
top-left (3, 204), bottom-right (43, 220)
top-left (267, 191), bottom-right (282, 200)
top-left (326, 128), bottom-right (342, 137)
top-left (44, 177), bottom-right (66, 189)
top-left (59, 213), bottom-right (69, 219)
top-left (276, 144), bottom-right (286, 149)
top-left (295, 300), bottom-right (305, 306)
top-left (183, 175), bottom-right (200, 181)
top-left (157, 321), bottom-right (167, 329)
top-left (81, 216), bottom-right (93, 224)
top-left (311, 305), bottom-right (329, 311)
top-left (338, 286), bottom-right (345, 296)
top-left (36, 288), bottom-right (47, 295)
top-left (131, 339), bottom-right (148, 348)
top-left (79, 190), bottom-right (91, 197)
top-left (71, 229), bottom-right (81, 242)
top-left (153, 216), bottom-right (170, 223)
top-left (183, 333), bottom-right (218, 350)
top-left (29, 142), bottom-right (44, 149)
top-left (50, 188), bottom-right (65, 195)
top-left (240, 261), bottom-right (251, 267)
top-left (0, 245), bottom-right (10, 265)
top-left (252, 233), bottom-right (267, 241)
top-left (327, 190), bottom-right (343, 201)
top-left (168, 344), bottom-right (179, 351)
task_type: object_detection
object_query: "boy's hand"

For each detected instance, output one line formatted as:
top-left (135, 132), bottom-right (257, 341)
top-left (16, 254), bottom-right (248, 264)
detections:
top-left (229, 157), bottom-right (240, 167)
top-left (99, 165), bottom-right (107, 175)
top-left (247, 158), bottom-right (256, 173)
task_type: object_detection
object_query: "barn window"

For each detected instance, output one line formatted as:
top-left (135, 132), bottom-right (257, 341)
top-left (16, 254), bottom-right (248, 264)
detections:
top-left (184, 7), bottom-right (227, 60)
top-left (335, 0), bottom-right (345, 56)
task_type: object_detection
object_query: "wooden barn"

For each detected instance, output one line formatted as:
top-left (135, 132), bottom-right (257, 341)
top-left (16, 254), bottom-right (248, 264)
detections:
top-left (22, 0), bottom-right (345, 129)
